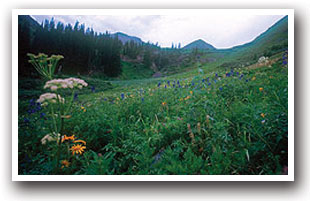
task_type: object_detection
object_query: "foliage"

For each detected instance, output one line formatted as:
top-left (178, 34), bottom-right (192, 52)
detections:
top-left (18, 52), bottom-right (289, 175)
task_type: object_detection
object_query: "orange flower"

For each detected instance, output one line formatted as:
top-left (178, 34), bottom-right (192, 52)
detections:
top-left (259, 87), bottom-right (263, 92)
top-left (184, 96), bottom-right (190, 100)
top-left (73, 139), bottom-right (86, 145)
top-left (261, 113), bottom-right (265, 118)
top-left (70, 144), bottom-right (86, 155)
top-left (61, 160), bottom-right (70, 168)
top-left (190, 91), bottom-right (193, 95)
top-left (162, 102), bottom-right (167, 106)
top-left (61, 135), bottom-right (75, 143)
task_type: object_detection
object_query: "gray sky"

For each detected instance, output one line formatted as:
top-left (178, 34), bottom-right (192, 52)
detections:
top-left (31, 14), bottom-right (285, 49)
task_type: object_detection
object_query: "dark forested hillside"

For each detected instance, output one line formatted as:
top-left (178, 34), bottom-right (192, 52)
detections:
top-left (18, 15), bottom-right (288, 79)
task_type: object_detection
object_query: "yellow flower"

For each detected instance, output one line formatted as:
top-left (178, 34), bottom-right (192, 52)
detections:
top-left (70, 144), bottom-right (86, 155)
top-left (61, 160), bottom-right (70, 169)
top-left (190, 91), bottom-right (193, 95)
top-left (259, 87), bottom-right (263, 92)
top-left (81, 106), bottom-right (86, 112)
top-left (162, 102), bottom-right (167, 106)
top-left (74, 139), bottom-right (86, 145)
top-left (252, 76), bottom-right (256, 81)
top-left (261, 113), bottom-right (265, 118)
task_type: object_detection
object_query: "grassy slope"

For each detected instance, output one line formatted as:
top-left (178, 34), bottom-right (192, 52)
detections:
top-left (18, 51), bottom-right (288, 175)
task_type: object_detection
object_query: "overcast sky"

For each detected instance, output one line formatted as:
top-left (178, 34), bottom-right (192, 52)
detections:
top-left (31, 14), bottom-right (285, 49)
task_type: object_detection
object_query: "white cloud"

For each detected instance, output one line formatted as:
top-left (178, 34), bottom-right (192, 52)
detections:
top-left (31, 14), bottom-right (284, 49)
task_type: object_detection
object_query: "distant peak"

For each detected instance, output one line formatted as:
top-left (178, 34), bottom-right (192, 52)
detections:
top-left (183, 39), bottom-right (216, 50)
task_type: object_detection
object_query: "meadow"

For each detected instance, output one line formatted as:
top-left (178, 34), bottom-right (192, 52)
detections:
top-left (18, 51), bottom-right (288, 175)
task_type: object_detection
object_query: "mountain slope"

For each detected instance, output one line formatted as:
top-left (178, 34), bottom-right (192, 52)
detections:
top-left (111, 32), bottom-right (143, 45)
top-left (183, 39), bottom-right (216, 50)
top-left (229, 16), bottom-right (288, 54)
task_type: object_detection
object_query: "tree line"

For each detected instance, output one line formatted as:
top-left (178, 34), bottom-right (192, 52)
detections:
top-left (18, 16), bottom-right (196, 78)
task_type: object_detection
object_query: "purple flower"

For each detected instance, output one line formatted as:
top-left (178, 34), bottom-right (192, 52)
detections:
top-left (219, 87), bottom-right (223, 91)
top-left (40, 112), bottom-right (46, 118)
top-left (24, 117), bottom-right (30, 123)
top-left (91, 85), bottom-right (95, 93)
top-left (74, 93), bottom-right (78, 101)
top-left (121, 93), bottom-right (125, 99)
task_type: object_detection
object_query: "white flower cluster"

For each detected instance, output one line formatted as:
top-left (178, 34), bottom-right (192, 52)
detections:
top-left (44, 78), bottom-right (88, 91)
top-left (41, 133), bottom-right (60, 144)
top-left (258, 56), bottom-right (269, 64)
top-left (37, 93), bottom-right (65, 105)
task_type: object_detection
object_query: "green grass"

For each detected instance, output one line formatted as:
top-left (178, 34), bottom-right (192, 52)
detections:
top-left (18, 53), bottom-right (288, 175)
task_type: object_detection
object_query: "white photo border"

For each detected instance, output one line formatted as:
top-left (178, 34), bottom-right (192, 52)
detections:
top-left (12, 8), bottom-right (294, 181)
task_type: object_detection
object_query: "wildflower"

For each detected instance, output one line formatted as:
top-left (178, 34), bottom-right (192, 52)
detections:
top-left (190, 91), bottom-right (193, 95)
top-left (61, 115), bottom-right (72, 119)
top-left (74, 93), bottom-right (78, 101)
top-left (261, 120), bottom-right (266, 124)
top-left (121, 93), bottom-right (124, 99)
top-left (197, 122), bottom-right (201, 133)
top-left (165, 85), bottom-right (167, 89)
top-left (80, 106), bottom-right (86, 112)
top-left (259, 87), bottom-right (264, 92)
top-left (206, 115), bottom-right (210, 127)
top-left (61, 160), bottom-right (70, 169)
top-left (261, 113), bottom-right (265, 118)
top-left (141, 97), bottom-right (144, 102)
top-left (192, 82), bottom-right (195, 86)
top-left (208, 82), bottom-right (211, 86)
top-left (167, 80), bottom-right (170, 85)
top-left (70, 144), bottom-right (86, 155)
top-left (219, 87), bottom-right (223, 91)
top-left (40, 112), bottom-right (46, 118)
top-left (73, 139), bottom-right (86, 145)
top-left (184, 96), bottom-right (190, 100)
top-left (179, 98), bottom-right (183, 101)
top-left (246, 79), bottom-right (249, 82)
top-left (215, 73), bottom-right (218, 77)
top-left (24, 117), bottom-right (30, 123)
top-left (41, 133), bottom-right (59, 145)
top-left (44, 78), bottom-right (88, 91)
top-left (37, 93), bottom-right (64, 105)
top-left (162, 102), bottom-right (167, 106)
top-left (61, 134), bottom-right (75, 143)
top-left (91, 86), bottom-right (95, 93)
top-left (252, 76), bottom-right (256, 81)
top-left (202, 79), bottom-right (205, 82)
top-left (157, 82), bottom-right (161, 87)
